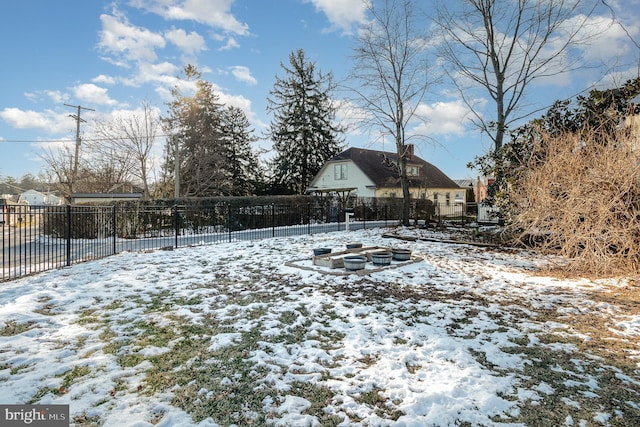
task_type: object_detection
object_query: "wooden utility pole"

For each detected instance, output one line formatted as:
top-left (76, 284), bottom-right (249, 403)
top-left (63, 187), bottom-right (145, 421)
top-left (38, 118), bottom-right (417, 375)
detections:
top-left (64, 104), bottom-right (95, 195)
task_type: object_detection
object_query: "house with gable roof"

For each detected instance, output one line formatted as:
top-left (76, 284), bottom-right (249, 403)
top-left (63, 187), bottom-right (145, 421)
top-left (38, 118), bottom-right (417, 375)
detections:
top-left (18, 189), bottom-right (62, 206)
top-left (306, 146), bottom-right (463, 205)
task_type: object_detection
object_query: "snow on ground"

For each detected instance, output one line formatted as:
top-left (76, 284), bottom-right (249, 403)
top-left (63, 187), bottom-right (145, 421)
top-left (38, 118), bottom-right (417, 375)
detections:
top-left (0, 226), bottom-right (639, 426)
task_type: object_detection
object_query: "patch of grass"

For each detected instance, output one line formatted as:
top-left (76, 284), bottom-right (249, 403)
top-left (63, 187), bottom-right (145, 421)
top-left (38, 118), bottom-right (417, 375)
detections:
top-left (289, 381), bottom-right (344, 426)
top-left (117, 352), bottom-right (145, 368)
top-left (356, 354), bottom-right (379, 368)
top-left (0, 320), bottom-right (36, 336)
top-left (143, 289), bottom-right (174, 313)
top-left (58, 365), bottom-right (92, 389)
top-left (77, 308), bottom-right (101, 325)
top-left (26, 365), bottom-right (93, 403)
top-left (103, 300), bottom-right (124, 310)
top-left (27, 387), bottom-right (61, 404)
top-left (72, 413), bottom-right (101, 426)
top-left (33, 303), bottom-right (58, 316)
top-left (9, 364), bottom-right (31, 375)
top-left (494, 340), bottom-right (640, 426)
top-left (101, 329), bottom-right (129, 356)
top-left (133, 320), bottom-right (178, 348)
top-left (405, 360), bottom-right (421, 374)
top-left (148, 326), bottom-right (274, 425)
top-left (174, 296), bottom-right (203, 306)
top-left (468, 348), bottom-right (498, 371)
top-left (354, 386), bottom-right (403, 421)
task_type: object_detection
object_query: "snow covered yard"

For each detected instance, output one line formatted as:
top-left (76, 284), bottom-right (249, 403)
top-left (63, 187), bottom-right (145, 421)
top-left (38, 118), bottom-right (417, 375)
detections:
top-left (0, 227), bottom-right (639, 426)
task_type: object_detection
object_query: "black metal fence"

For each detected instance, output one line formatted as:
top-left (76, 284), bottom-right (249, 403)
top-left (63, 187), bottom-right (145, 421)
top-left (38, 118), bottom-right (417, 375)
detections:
top-left (2, 199), bottom-right (475, 282)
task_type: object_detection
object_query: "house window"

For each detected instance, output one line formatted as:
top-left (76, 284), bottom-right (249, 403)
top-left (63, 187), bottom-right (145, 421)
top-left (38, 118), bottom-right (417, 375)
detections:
top-left (334, 164), bottom-right (347, 180)
top-left (446, 192), bottom-right (451, 206)
top-left (406, 165), bottom-right (419, 176)
top-left (433, 192), bottom-right (439, 203)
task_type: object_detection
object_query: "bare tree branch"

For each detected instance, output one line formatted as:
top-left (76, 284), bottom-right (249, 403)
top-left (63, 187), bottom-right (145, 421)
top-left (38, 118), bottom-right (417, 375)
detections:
top-left (435, 0), bottom-right (602, 151)
top-left (348, 0), bottom-right (434, 225)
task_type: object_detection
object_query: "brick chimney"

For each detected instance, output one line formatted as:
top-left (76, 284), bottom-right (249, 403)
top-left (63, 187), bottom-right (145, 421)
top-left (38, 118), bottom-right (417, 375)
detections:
top-left (404, 144), bottom-right (414, 160)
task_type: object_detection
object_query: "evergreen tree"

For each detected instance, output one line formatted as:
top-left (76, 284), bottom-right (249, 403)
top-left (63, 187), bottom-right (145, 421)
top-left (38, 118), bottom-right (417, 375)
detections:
top-left (267, 49), bottom-right (343, 194)
top-left (220, 105), bottom-right (264, 195)
top-left (163, 65), bottom-right (230, 198)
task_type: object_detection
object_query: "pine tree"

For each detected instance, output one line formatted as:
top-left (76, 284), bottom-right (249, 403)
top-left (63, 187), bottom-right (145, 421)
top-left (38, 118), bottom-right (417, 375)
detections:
top-left (220, 105), bottom-right (263, 195)
top-left (267, 49), bottom-right (343, 194)
top-left (163, 65), bottom-right (231, 198)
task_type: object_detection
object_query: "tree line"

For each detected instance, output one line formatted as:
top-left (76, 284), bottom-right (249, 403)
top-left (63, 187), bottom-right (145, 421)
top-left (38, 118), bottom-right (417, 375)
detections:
top-left (38, 50), bottom-right (342, 201)
top-left (5, 0), bottom-right (631, 235)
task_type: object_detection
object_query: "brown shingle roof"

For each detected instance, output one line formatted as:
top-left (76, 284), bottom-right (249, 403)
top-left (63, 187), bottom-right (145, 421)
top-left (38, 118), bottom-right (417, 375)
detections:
top-left (330, 147), bottom-right (459, 189)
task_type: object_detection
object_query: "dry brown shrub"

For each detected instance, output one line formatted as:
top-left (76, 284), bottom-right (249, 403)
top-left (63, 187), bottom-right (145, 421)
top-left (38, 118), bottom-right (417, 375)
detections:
top-left (509, 128), bottom-right (640, 275)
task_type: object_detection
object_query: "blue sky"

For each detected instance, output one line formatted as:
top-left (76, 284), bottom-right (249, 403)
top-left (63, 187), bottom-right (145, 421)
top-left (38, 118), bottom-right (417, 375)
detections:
top-left (1, 0), bottom-right (639, 183)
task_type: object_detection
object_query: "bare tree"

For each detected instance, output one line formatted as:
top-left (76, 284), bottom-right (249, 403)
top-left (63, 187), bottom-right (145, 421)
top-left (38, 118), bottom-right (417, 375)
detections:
top-left (40, 143), bottom-right (78, 199)
top-left (89, 101), bottom-right (160, 198)
top-left (435, 0), bottom-right (601, 152)
top-left (41, 141), bottom-right (133, 198)
top-left (349, 0), bottom-right (432, 225)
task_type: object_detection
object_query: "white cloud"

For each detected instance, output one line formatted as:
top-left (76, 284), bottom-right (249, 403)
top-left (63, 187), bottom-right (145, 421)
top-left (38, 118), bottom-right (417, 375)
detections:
top-left (165, 28), bottom-right (206, 55)
top-left (0, 108), bottom-right (71, 134)
top-left (130, 0), bottom-right (249, 35)
top-left (98, 12), bottom-right (166, 66)
top-left (229, 66), bottom-right (257, 85)
top-left (46, 90), bottom-right (69, 104)
top-left (572, 14), bottom-right (638, 62)
top-left (216, 92), bottom-right (260, 126)
top-left (413, 100), bottom-right (472, 136)
top-left (120, 62), bottom-right (180, 89)
top-left (92, 75), bottom-right (116, 85)
top-left (305, 0), bottom-right (368, 34)
top-left (22, 90), bottom-right (69, 105)
top-left (24, 92), bottom-right (39, 103)
top-left (218, 36), bottom-right (240, 51)
top-left (72, 84), bottom-right (117, 106)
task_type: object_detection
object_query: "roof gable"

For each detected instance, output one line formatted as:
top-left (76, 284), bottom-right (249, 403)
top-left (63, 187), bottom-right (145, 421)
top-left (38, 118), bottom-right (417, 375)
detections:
top-left (330, 147), bottom-right (459, 189)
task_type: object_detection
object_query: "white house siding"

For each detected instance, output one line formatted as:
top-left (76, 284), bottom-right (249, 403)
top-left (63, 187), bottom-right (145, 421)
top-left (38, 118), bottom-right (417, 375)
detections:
top-left (309, 161), bottom-right (376, 197)
top-left (19, 190), bottom-right (46, 205)
top-left (373, 187), bottom-right (462, 203)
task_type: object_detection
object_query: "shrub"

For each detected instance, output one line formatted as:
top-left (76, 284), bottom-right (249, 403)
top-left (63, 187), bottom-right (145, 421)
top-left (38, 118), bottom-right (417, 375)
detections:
top-left (509, 127), bottom-right (640, 275)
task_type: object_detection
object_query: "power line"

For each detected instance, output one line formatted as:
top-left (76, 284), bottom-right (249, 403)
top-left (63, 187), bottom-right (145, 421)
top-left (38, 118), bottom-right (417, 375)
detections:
top-left (0, 134), bottom-right (171, 144)
top-left (63, 104), bottom-right (94, 194)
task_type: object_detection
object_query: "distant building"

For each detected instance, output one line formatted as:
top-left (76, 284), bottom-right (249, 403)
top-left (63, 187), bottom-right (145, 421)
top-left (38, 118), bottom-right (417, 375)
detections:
top-left (625, 94), bottom-right (640, 149)
top-left (307, 146), bottom-right (462, 204)
top-left (18, 189), bottom-right (62, 206)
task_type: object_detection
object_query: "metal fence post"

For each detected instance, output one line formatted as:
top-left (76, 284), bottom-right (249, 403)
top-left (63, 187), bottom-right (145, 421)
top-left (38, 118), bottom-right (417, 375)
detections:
top-left (173, 205), bottom-right (179, 249)
top-left (385, 205), bottom-right (388, 226)
top-left (307, 203), bottom-right (311, 235)
top-left (66, 204), bottom-right (71, 267)
top-left (272, 204), bottom-right (276, 238)
top-left (365, 202), bottom-right (369, 229)
top-left (227, 204), bottom-right (232, 243)
top-left (112, 205), bottom-right (117, 255)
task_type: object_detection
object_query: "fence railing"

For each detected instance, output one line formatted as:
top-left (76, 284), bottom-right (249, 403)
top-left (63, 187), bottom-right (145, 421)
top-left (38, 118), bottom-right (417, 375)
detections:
top-left (2, 200), bottom-right (478, 282)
